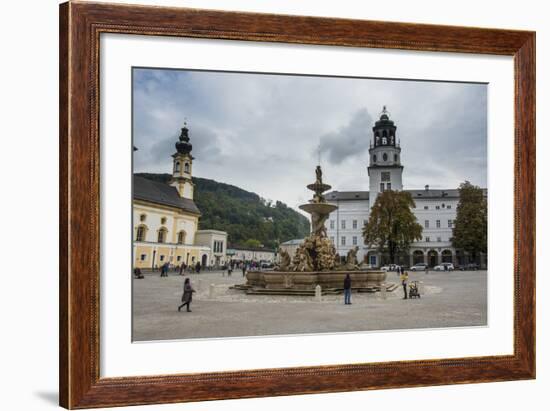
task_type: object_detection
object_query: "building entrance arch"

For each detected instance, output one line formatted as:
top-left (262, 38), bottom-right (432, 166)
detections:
top-left (412, 250), bottom-right (424, 265)
top-left (441, 249), bottom-right (453, 263)
top-left (427, 250), bottom-right (438, 267)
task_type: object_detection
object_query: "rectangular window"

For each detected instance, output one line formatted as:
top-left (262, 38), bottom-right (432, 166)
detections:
top-left (352, 236), bottom-right (357, 245)
top-left (424, 220), bottom-right (429, 228)
top-left (436, 220), bottom-right (441, 228)
top-left (424, 205), bottom-right (429, 210)
top-left (341, 220), bottom-right (346, 229)
top-left (436, 205), bottom-right (440, 210)
top-left (177, 256), bottom-right (182, 261)
top-left (381, 171), bottom-right (391, 181)
top-left (387, 182), bottom-right (392, 190)
top-left (425, 237), bottom-right (430, 242)
top-left (330, 220), bottom-right (335, 229)
top-left (140, 254), bottom-right (146, 261)
top-left (363, 220), bottom-right (367, 226)
top-left (330, 236), bottom-right (334, 244)
top-left (447, 205), bottom-right (452, 209)
top-left (160, 255), bottom-right (165, 261)
top-left (437, 237), bottom-right (442, 242)
top-left (341, 236), bottom-right (346, 246)
top-left (380, 182), bottom-right (385, 192)
top-left (352, 220), bottom-right (357, 229)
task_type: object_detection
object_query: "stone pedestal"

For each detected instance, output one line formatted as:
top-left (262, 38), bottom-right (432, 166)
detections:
top-left (315, 285), bottom-right (322, 301)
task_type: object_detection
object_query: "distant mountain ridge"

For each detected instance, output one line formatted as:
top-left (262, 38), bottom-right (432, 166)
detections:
top-left (135, 173), bottom-right (310, 249)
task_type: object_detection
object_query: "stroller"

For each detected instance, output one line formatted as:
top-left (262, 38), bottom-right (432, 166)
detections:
top-left (408, 281), bottom-right (421, 299)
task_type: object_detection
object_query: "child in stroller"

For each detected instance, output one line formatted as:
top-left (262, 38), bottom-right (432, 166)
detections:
top-left (409, 281), bottom-right (421, 299)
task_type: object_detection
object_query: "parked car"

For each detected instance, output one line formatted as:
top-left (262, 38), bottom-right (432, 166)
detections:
top-left (434, 263), bottom-right (454, 271)
top-left (410, 263), bottom-right (428, 271)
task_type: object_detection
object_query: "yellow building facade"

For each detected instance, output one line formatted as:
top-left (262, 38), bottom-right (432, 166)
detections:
top-left (133, 124), bottom-right (227, 270)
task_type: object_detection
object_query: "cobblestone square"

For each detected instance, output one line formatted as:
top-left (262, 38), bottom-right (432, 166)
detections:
top-left (133, 269), bottom-right (487, 341)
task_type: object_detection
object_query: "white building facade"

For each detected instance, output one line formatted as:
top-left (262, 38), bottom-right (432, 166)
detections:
top-left (325, 107), bottom-right (487, 268)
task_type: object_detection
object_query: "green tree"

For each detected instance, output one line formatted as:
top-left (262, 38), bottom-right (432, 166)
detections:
top-left (243, 238), bottom-right (262, 248)
top-left (451, 181), bottom-right (487, 263)
top-left (363, 190), bottom-right (423, 264)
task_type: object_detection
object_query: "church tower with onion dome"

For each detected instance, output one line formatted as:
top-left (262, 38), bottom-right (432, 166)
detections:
top-left (367, 106), bottom-right (404, 209)
top-left (170, 122), bottom-right (195, 200)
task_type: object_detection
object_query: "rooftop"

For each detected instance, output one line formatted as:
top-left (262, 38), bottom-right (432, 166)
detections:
top-left (326, 188), bottom-right (487, 201)
top-left (133, 175), bottom-right (201, 214)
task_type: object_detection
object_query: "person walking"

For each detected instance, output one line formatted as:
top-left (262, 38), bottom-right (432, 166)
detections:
top-left (178, 278), bottom-right (196, 312)
top-left (242, 262), bottom-right (247, 277)
top-left (400, 270), bottom-right (409, 299)
top-left (343, 274), bottom-right (352, 305)
top-left (228, 261), bottom-right (233, 277)
top-left (179, 262), bottom-right (186, 276)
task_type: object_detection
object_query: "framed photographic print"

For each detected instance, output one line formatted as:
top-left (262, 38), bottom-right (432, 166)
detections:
top-left (59, 1), bottom-right (535, 408)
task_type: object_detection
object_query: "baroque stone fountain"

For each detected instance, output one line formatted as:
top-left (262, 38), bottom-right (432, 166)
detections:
top-left (244, 165), bottom-right (388, 294)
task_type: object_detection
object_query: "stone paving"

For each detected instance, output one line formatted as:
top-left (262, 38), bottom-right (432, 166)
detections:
top-left (132, 269), bottom-right (487, 341)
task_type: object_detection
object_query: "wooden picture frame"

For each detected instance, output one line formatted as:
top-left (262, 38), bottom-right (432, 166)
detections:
top-left (59, 1), bottom-right (535, 408)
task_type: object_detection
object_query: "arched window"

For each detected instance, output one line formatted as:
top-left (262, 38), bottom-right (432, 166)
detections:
top-left (174, 161), bottom-right (180, 172)
top-left (136, 225), bottom-right (147, 242)
top-left (184, 162), bottom-right (190, 173)
top-left (382, 152), bottom-right (388, 162)
top-left (177, 230), bottom-right (186, 244)
top-left (382, 130), bottom-right (387, 137)
top-left (157, 228), bottom-right (167, 243)
top-left (394, 154), bottom-right (398, 162)
top-left (373, 154), bottom-right (377, 163)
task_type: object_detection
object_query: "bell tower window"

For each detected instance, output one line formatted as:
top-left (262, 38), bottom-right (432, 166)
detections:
top-left (174, 161), bottom-right (180, 172)
top-left (383, 153), bottom-right (388, 162)
top-left (184, 162), bottom-right (190, 173)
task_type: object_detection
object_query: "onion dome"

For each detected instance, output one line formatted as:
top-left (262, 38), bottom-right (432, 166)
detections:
top-left (175, 122), bottom-right (192, 155)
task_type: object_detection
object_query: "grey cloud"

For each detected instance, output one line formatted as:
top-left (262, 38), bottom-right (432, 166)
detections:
top-left (319, 108), bottom-right (373, 164)
top-left (132, 68), bottom-right (487, 208)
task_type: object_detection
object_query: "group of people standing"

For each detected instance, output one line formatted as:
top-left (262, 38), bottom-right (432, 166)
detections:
top-left (224, 260), bottom-right (249, 277)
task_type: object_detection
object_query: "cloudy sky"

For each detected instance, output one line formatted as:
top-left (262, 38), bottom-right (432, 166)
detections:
top-left (133, 68), bottom-right (487, 210)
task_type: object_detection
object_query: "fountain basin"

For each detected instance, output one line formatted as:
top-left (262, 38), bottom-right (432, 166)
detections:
top-left (246, 270), bottom-right (387, 290)
top-left (298, 202), bottom-right (338, 215)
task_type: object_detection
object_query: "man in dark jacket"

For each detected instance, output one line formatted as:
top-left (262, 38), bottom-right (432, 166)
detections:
top-left (344, 274), bottom-right (352, 305)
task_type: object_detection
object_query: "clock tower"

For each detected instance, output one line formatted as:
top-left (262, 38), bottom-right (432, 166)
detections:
top-left (367, 106), bottom-right (404, 209)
